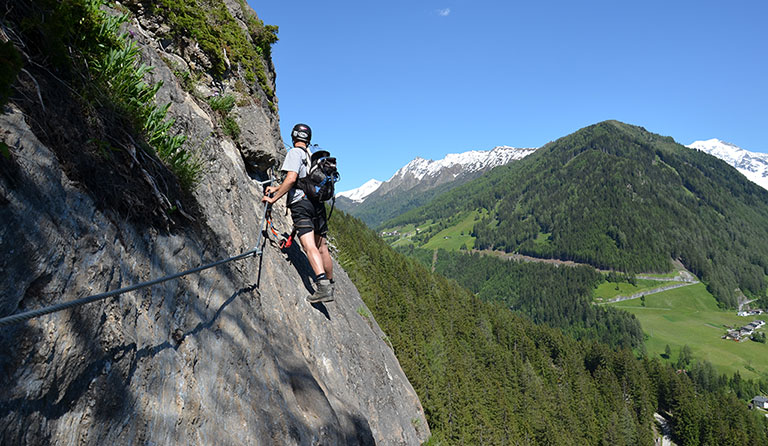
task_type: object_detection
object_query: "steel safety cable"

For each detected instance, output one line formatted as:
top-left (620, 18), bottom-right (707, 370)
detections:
top-left (0, 176), bottom-right (275, 328)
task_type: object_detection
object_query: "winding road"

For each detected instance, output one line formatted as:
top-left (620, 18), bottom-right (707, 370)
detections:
top-left (467, 249), bottom-right (703, 304)
top-left (598, 280), bottom-right (699, 305)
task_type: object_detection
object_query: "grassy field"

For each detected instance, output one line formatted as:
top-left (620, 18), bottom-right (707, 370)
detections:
top-left (594, 278), bottom-right (685, 302)
top-left (422, 212), bottom-right (477, 251)
top-left (383, 223), bottom-right (418, 248)
top-left (382, 210), bottom-right (489, 251)
top-left (609, 283), bottom-right (768, 380)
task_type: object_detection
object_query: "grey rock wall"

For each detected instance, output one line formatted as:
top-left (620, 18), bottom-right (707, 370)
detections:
top-left (125, 0), bottom-right (284, 173)
top-left (0, 2), bottom-right (429, 444)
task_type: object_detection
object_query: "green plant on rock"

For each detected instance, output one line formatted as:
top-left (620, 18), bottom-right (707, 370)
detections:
top-left (207, 94), bottom-right (235, 113)
top-left (206, 93), bottom-right (239, 140)
top-left (236, 0), bottom-right (278, 59)
top-left (0, 142), bottom-right (11, 160)
top-left (222, 115), bottom-right (240, 139)
top-left (93, 40), bottom-right (200, 187)
top-left (151, 0), bottom-right (278, 102)
top-left (50, 0), bottom-right (201, 188)
top-left (357, 306), bottom-right (372, 318)
top-left (233, 79), bottom-right (248, 94)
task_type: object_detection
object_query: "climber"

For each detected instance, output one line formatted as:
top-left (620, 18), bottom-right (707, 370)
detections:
top-left (262, 123), bottom-right (335, 303)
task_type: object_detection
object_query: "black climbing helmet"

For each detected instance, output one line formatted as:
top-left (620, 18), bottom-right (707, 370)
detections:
top-left (291, 123), bottom-right (312, 145)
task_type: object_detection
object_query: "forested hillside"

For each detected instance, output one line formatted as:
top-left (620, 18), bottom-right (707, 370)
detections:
top-left (401, 247), bottom-right (645, 350)
top-left (386, 121), bottom-right (768, 308)
top-left (331, 211), bottom-right (768, 445)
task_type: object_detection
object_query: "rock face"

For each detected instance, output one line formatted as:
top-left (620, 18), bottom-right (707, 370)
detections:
top-left (0, 2), bottom-right (428, 445)
top-left (125, 0), bottom-right (284, 173)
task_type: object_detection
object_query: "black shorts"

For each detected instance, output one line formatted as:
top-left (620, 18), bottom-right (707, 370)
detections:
top-left (289, 198), bottom-right (328, 238)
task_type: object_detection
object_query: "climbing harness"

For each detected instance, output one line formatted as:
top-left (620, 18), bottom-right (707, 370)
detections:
top-left (0, 176), bottom-right (276, 328)
top-left (262, 143), bottom-right (336, 251)
top-left (263, 201), bottom-right (298, 251)
top-left (280, 228), bottom-right (298, 250)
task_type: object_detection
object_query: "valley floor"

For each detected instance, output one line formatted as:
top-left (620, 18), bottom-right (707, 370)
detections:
top-left (610, 283), bottom-right (768, 380)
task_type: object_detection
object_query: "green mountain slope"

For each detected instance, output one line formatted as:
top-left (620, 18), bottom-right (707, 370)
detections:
top-left (402, 247), bottom-right (646, 350)
top-left (330, 211), bottom-right (768, 445)
top-left (343, 179), bottom-right (460, 228)
top-left (386, 121), bottom-right (768, 308)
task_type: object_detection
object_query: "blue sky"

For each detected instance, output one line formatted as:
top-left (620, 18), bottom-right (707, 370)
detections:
top-left (249, 0), bottom-right (767, 192)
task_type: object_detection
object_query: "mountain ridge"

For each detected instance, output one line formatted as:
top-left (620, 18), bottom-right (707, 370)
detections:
top-left (341, 137), bottom-right (768, 206)
top-left (338, 145), bottom-right (536, 201)
top-left (687, 138), bottom-right (768, 190)
top-left (384, 120), bottom-right (768, 308)
top-left (338, 145), bottom-right (536, 227)
top-left (336, 178), bottom-right (382, 203)
top-left (386, 145), bottom-right (537, 183)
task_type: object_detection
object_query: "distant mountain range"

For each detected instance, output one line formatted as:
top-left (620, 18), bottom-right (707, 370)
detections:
top-left (337, 179), bottom-right (383, 203)
top-left (336, 146), bottom-right (537, 226)
top-left (339, 139), bottom-right (768, 206)
top-left (686, 139), bottom-right (768, 190)
top-left (339, 146), bottom-right (537, 202)
top-left (381, 121), bottom-right (768, 309)
top-left (335, 136), bottom-right (768, 231)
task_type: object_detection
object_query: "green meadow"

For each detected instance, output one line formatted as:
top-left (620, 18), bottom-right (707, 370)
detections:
top-left (422, 212), bottom-right (477, 251)
top-left (594, 278), bottom-right (685, 302)
top-left (383, 223), bottom-right (418, 248)
top-left (609, 283), bottom-right (768, 380)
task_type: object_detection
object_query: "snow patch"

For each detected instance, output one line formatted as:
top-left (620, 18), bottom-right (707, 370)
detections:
top-left (687, 139), bottom-right (768, 190)
top-left (337, 179), bottom-right (383, 202)
top-left (388, 146), bottom-right (537, 182)
top-left (338, 146), bottom-right (537, 204)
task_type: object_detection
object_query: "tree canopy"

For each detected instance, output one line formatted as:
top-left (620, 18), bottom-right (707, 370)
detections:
top-left (331, 210), bottom-right (768, 444)
top-left (385, 121), bottom-right (768, 308)
top-left (401, 247), bottom-right (645, 350)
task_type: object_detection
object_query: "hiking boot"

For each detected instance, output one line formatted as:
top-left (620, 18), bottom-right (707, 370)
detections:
top-left (307, 279), bottom-right (334, 304)
top-left (317, 279), bottom-right (335, 303)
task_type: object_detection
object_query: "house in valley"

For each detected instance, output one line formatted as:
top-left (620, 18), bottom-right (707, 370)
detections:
top-left (752, 396), bottom-right (768, 410)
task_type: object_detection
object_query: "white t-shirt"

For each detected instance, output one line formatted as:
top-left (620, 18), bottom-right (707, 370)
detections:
top-left (281, 146), bottom-right (310, 205)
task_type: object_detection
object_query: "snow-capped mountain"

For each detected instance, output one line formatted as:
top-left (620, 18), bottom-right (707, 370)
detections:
top-left (336, 146), bottom-right (537, 226)
top-left (388, 146), bottom-right (537, 184)
top-left (337, 179), bottom-right (382, 203)
top-left (686, 139), bottom-right (768, 190)
top-left (338, 146), bottom-right (536, 205)
top-left (373, 146), bottom-right (537, 198)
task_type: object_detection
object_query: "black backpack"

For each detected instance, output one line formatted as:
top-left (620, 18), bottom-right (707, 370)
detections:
top-left (298, 148), bottom-right (339, 202)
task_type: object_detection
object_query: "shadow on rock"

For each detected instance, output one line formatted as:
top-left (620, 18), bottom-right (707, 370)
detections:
top-left (285, 364), bottom-right (375, 445)
top-left (279, 238), bottom-right (315, 295)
